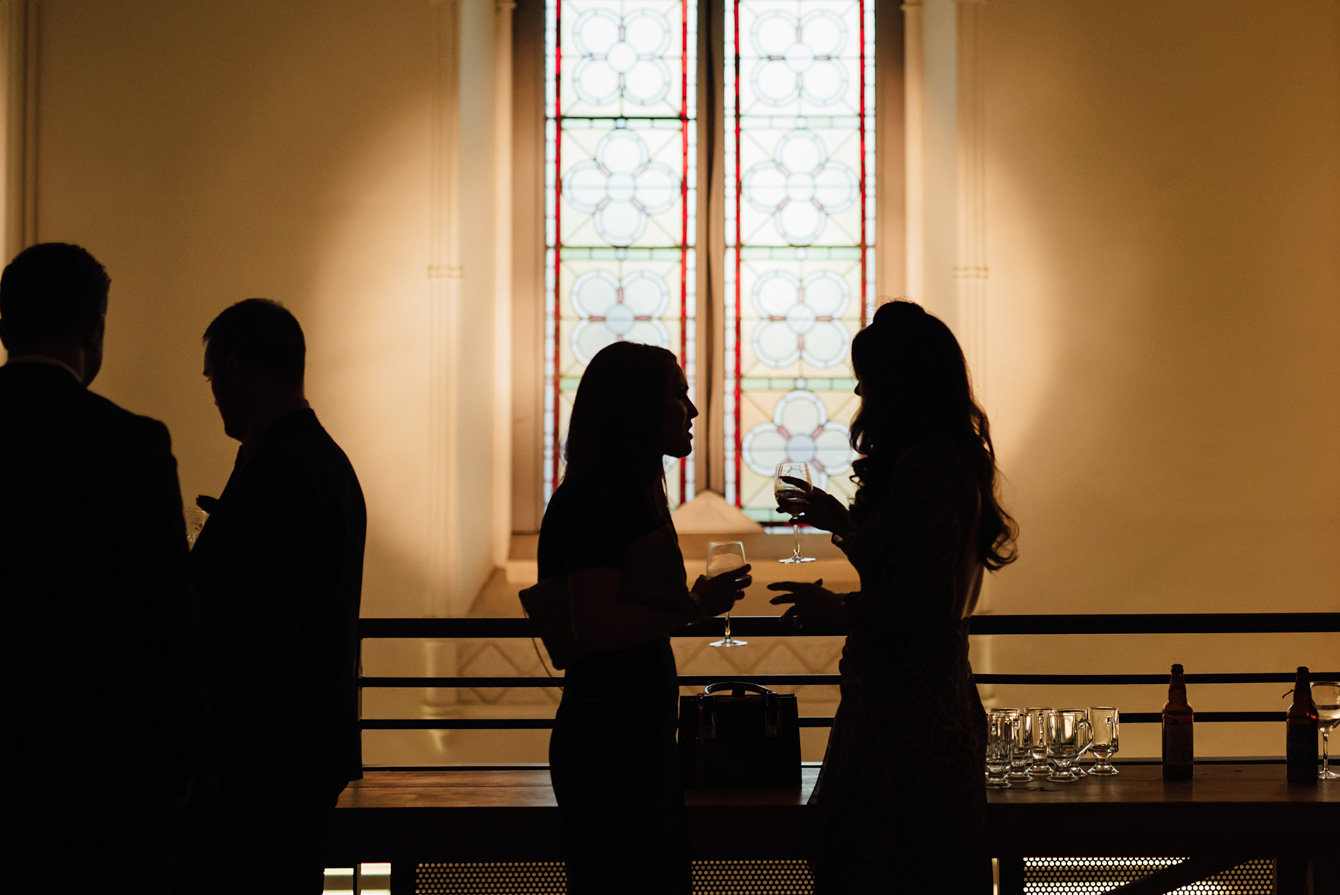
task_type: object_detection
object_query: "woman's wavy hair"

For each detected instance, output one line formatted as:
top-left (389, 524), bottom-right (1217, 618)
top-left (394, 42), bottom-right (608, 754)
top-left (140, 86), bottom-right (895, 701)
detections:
top-left (562, 341), bottom-right (680, 521)
top-left (848, 300), bottom-right (1018, 569)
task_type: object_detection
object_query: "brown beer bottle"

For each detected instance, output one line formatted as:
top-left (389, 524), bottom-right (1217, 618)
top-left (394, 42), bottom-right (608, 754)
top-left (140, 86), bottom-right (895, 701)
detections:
top-left (1285, 666), bottom-right (1318, 784)
top-left (1162, 663), bottom-right (1194, 779)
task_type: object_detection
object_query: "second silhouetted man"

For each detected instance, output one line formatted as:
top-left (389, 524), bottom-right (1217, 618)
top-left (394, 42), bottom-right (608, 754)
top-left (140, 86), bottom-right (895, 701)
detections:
top-left (179, 298), bottom-right (366, 895)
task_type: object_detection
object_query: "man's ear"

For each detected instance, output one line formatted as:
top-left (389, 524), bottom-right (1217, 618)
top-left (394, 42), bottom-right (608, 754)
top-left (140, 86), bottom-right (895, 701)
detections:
top-left (0, 317), bottom-right (10, 351)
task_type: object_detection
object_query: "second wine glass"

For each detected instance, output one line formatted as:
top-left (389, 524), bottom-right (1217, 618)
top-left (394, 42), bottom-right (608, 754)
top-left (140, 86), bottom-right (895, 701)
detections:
top-left (774, 461), bottom-right (816, 564)
top-left (707, 540), bottom-right (747, 648)
top-left (1312, 681), bottom-right (1340, 780)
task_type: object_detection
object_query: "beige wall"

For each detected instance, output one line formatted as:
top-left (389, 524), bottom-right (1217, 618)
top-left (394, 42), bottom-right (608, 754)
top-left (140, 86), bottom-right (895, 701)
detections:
top-left (20, 0), bottom-right (513, 618)
top-left (980, 0), bottom-right (1340, 617)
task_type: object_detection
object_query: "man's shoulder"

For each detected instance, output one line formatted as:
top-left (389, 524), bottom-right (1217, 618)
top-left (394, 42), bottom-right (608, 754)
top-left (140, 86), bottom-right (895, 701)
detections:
top-left (1, 363), bottom-right (170, 447)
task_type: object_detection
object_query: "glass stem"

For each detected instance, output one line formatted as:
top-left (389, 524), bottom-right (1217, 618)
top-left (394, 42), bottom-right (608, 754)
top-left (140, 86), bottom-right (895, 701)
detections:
top-left (792, 521), bottom-right (801, 559)
top-left (1324, 730), bottom-right (1331, 777)
top-left (723, 612), bottom-right (732, 645)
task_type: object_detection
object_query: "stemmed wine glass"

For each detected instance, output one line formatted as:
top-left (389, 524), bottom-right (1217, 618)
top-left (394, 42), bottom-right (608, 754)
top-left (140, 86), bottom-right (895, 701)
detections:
top-left (707, 541), bottom-right (747, 648)
top-left (774, 462), bottom-right (816, 564)
top-left (1312, 681), bottom-right (1340, 780)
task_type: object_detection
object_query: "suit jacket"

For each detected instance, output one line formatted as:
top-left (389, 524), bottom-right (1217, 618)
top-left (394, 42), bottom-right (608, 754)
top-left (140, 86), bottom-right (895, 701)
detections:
top-left (0, 360), bottom-right (201, 803)
top-left (190, 408), bottom-right (366, 794)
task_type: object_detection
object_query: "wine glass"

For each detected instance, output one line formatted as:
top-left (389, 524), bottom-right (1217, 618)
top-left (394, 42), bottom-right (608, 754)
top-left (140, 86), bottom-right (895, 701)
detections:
top-left (1087, 706), bottom-right (1120, 775)
top-left (184, 505), bottom-right (209, 548)
top-left (774, 462), bottom-right (816, 564)
top-left (707, 541), bottom-right (747, 648)
top-left (1312, 681), bottom-right (1340, 780)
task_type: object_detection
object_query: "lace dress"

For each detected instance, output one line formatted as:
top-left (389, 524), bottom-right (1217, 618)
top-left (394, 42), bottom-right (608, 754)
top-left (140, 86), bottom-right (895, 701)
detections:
top-left (808, 439), bottom-right (992, 894)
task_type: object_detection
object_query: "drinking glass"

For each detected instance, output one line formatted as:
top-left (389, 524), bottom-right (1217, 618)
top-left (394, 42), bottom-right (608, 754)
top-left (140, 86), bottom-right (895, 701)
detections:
top-left (985, 711), bottom-right (1015, 788)
top-left (1024, 707), bottom-right (1052, 778)
top-left (707, 541), bottom-right (747, 648)
top-left (1058, 707), bottom-right (1094, 776)
top-left (1044, 709), bottom-right (1090, 782)
top-left (1312, 681), bottom-right (1340, 780)
top-left (1087, 706), bottom-right (1120, 775)
top-left (991, 707), bottom-right (1031, 781)
top-left (184, 505), bottom-right (209, 548)
top-left (774, 462), bottom-right (816, 563)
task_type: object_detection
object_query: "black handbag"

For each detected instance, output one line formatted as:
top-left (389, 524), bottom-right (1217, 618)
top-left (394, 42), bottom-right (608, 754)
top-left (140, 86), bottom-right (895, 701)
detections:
top-left (678, 681), bottom-right (801, 788)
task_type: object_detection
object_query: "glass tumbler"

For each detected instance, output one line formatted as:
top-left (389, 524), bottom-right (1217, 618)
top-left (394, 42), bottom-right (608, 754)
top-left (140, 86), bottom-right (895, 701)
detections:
top-left (985, 711), bottom-right (1015, 788)
top-left (1045, 709), bottom-right (1090, 782)
top-left (1024, 707), bottom-right (1052, 778)
top-left (1087, 706), bottom-right (1120, 775)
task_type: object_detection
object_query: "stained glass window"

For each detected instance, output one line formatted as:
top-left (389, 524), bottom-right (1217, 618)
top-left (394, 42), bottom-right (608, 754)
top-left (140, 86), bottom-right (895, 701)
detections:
top-left (725, 0), bottom-right (872, 523)
top-left (545, 0), bottom-right (698, 506)
top-left (543, 0), bottom-right (872, 520)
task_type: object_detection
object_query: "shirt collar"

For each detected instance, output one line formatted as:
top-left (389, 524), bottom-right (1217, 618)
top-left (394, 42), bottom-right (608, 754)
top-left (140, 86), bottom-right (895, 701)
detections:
top-left (4, 354), bottom-right (83, 383)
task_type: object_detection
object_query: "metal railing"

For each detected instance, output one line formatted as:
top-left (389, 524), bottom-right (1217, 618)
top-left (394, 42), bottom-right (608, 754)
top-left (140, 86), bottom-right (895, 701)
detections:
top-left (356, 612), bottom-right (1340, 733)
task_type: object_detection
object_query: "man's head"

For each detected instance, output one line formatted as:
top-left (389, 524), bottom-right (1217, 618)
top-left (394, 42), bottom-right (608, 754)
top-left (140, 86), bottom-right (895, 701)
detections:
top-left (0, 243), bottom-right (111, 384)
top-left (202, 299), bottom-right (306, 442)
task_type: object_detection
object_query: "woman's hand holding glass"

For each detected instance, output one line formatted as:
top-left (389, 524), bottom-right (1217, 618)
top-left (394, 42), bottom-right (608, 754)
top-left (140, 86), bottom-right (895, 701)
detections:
top-left (696, 542), bottom-right (751, 648)
top-left (766, 579), bottom-right (847, 631)
top-left (691, 562), bottom-right (752, 620)
top-left (775, 475), bottom-right (855, 540)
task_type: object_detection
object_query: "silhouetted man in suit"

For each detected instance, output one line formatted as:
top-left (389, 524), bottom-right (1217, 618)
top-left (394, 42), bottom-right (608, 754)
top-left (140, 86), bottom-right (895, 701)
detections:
top-left (0, 242), bottom-right (200, 895)
top-left (179, 299), bottom-right (365, 895)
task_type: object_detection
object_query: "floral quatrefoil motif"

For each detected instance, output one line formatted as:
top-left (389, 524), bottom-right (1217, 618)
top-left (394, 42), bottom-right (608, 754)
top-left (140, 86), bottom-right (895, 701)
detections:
top-left (569, 269), bottom-right (671, 363)
top-left (564, 129), bottom-right (680, 247)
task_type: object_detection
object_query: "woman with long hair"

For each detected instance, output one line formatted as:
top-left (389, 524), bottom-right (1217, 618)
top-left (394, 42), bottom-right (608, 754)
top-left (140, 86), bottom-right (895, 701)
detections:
top-left (769, 300), bottom-right (1017, 893)
top-left (539, 341), bottom-right (749, 894)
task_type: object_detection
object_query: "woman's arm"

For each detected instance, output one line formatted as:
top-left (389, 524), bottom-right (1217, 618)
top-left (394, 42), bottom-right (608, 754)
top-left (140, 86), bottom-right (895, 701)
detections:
top-left (568, 564), bottom-right (751, 653)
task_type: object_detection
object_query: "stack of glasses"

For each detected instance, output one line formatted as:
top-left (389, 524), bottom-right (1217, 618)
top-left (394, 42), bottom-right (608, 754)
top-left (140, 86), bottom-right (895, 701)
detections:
top-left (985, 707), bottom-right (1121, 787)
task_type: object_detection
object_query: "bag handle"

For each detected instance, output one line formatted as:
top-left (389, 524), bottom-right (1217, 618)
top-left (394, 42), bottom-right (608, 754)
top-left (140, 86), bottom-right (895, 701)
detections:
top-left (704, 680), bottom-right (775, 698)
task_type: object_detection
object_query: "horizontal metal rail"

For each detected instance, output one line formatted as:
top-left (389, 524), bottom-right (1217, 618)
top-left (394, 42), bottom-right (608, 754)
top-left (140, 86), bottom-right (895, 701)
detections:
top-left (358, 612), bottom-right (1340, 639)
top-left (361, 711), bottom-right (1302, 731)
top-left (361, 671), bottom-right (1340, 689)
top-left (357, 613), bottom-right (1339, 733)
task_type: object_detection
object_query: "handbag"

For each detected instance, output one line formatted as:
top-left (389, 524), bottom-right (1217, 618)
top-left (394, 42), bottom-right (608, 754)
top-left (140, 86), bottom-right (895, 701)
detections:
top-left (518, 576), bottom-right (585, 671)
top-left (678, 681), bottom-right (801, 788)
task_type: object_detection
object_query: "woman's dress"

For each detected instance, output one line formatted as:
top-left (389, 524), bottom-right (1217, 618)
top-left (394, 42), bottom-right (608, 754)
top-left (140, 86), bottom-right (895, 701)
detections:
top-left (538, 479), bottom-right (691, 895)
top-left (808, 439), bottom-right (992, 894)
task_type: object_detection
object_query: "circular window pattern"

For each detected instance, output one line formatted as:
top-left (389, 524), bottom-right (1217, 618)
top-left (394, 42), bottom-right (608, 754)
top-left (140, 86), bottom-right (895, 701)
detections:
top-left (563, 129), bottom-right (681, 247)
top-left (571, 8), bottom-right (673, 108)
top-left (751, 270), bottom-right (852, 369)
top-left (749, 9), bottom-right (849, 107)
top-left (742, 391), bottom-right (856, 488)
top-left (742, 130), bottom-right (857, 246)
top-left (569, 269), bottom-right (671, 363)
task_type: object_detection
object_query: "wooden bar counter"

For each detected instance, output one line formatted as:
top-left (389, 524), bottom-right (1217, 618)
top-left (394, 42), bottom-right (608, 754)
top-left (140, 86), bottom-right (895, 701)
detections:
top-left (328, 763), bottom-right (1337, 890)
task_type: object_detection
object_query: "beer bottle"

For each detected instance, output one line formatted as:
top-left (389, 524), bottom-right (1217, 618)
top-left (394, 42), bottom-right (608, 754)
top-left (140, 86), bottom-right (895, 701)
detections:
top-left (1285, 666), bottom-right (1318, 784)
top-left (1162, 663), bottom-right (1194, 779)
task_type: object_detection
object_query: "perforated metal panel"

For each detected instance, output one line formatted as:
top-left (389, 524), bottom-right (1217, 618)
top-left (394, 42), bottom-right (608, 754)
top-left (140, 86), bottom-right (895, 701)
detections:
top-left (1023, 856), bottom-right (1274, 894)
top-left (413, 862), bottom-right (567, 894)
top-left (692, 860), bottom-right (813, 895)
top-left (405, 857), bottom-right (1276, 895)
top-left (408, 861), bottom-right (815, 895)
